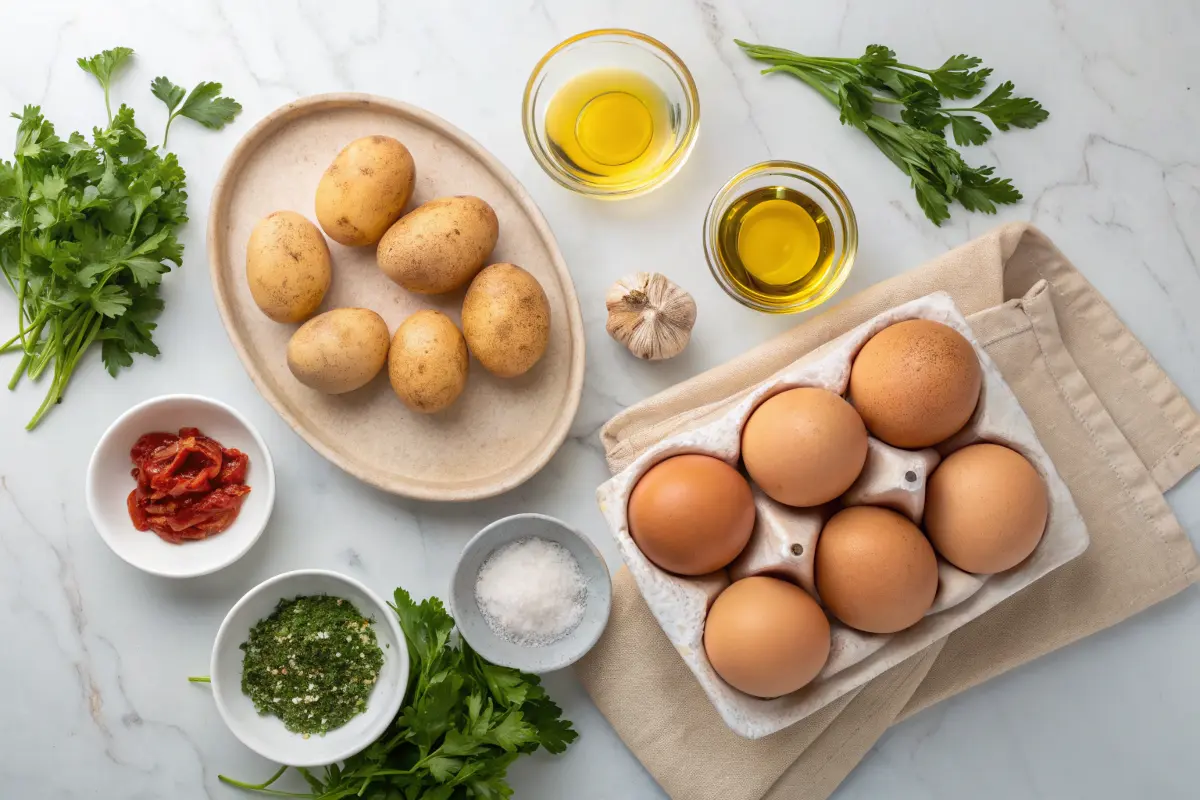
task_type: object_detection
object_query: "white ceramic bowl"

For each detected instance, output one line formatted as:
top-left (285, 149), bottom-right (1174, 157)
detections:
top-left (449, 513), bottom-right (612, 673)
top-left (86, 394), bottom-right (275, 578)
top-left (210, 570), bottom-right (410, 768)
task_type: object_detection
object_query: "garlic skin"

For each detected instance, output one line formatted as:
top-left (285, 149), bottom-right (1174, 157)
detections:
top-left (605, 272), bottom-right (697, 360)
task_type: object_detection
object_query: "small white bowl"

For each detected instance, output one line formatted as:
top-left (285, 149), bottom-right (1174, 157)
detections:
top-left (210, 569), bottom-right (410, 768)
top-left (86, 394), bottom-right (275, 578)
top-left (449, 513), bottom-right (612, 673)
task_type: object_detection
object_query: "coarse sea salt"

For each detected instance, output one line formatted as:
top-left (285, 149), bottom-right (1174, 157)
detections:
top-left (474, 536), bottom-right (587, 646)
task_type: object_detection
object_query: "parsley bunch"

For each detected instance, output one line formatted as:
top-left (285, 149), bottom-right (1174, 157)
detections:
top-left (220, 588), bottom-right (578, 800)
top-left (0, 47), bottom-right (240, 429)
top-left (736, 41), bottom-right (1049, 225)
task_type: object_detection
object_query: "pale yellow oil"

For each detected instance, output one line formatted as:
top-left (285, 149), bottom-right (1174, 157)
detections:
top-left (716, 186), bottom-right (835, 303)
top-left (545, 69), bottom-right (674, 187)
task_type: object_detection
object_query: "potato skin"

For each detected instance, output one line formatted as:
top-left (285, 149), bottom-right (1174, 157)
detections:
top-left (246, 211), bottom-right (331, 323)
top-left (388, 310), bottom-right (469, 413)
top-left (376, 196), bottom-right (499, 294)
top-left (316, 136), bottom-right (415, 246)
top-left (461, 264), bottom-right (550, 378)
top-left (286, 308), bottom-right (390, 394)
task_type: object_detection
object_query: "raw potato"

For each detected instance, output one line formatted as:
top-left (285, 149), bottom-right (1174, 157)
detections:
top-left (461, 263), bottom-right (550, 378)
top-left (245, 211), bottom-right (331, 323)
top-left (376, 196), bottom-right (499, 294)
top-left (287, 308), bottom-right (390, 394)
top-left (388, 310), bottom-right (469, 413)
top-left (315, 136), bottom-right (415, 246)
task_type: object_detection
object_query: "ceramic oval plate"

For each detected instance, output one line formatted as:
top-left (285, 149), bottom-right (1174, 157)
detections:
top-left (209, 94), bottom-right (585, 501)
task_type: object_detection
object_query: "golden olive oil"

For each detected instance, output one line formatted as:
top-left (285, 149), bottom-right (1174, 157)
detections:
top-left (716, 186), bottom-right (836, 303)
top-left (545, 69), bottom-right (674, 187)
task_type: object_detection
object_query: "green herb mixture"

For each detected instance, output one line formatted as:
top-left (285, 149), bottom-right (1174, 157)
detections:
top-left (0, 47), bottom-right (240, 429)
top-left (222, 588), bottom-right (578, 800)
top-left (241, 595), bottom-right (385, 736)
top-left (737, 41), bottom-right (1049, 226)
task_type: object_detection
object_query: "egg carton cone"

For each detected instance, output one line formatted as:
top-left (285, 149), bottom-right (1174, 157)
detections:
top-left (595, 291), bottom-right (1089, 739)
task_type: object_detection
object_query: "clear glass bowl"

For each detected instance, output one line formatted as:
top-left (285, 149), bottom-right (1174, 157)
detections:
top-left (703, 160), bottom-right (858, 314)
top-left (522, 29), bottom-right (700, 199)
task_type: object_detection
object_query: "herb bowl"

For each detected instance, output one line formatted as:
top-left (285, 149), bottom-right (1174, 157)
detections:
top-left (210, 569), bottom-right (410, 768)
top-left (449, 514), bottom-right (612, 673)
top-left (86, 394), bottom-right (275, 578)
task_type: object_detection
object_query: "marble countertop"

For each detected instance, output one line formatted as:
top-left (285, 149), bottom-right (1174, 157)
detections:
top-left (2, 1), bottom-right (1198, 798)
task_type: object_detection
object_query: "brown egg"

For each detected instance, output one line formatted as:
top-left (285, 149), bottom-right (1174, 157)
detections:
top-left (704, 576), bottom-right (831, 698)
top-left (849, 320), bottom-right (982, 448)
top-left (741, 387), bottom-right (869, 507)
top-left (815, 506), bottom-right (938, 633)
top-left (925, 443), bottom-right (1048, 574)
top-left (628, 454), bottom-right (755, 575)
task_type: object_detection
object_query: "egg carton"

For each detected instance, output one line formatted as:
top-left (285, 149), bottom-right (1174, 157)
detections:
top-left (595, 291), bottom-right (1089, 739)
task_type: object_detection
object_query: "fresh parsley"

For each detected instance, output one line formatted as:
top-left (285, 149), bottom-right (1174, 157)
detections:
top-left (0, 48), bottom-right (240, 429)
top-left (151, 77), bottom-right (242, 148)
top-left (219, 588), bottom-right (578, 800)
top-left (736, 41), bottom-right (1049, 225)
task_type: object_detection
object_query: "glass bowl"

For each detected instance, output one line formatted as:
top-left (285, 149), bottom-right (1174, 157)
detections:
top-left (522, 29), bottom-right (700, 199)
top-left (703, 160), bottom-right (858, 314)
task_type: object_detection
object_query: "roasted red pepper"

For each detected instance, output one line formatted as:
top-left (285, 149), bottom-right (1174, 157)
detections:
top-left (127, 427), bottom-right (252, 544)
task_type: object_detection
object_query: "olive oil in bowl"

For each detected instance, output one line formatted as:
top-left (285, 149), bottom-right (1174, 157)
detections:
top-left (717, 186), bottom-right (835, 298)
top-left (545, 69), bottom-right (674, 188)
top-left (523, 30), bottom-right (700, 198)
top-left (704, 161), bottom-right (857, 314)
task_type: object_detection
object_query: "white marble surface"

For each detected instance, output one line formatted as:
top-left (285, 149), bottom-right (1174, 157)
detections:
top-left (1, 1), bottom-right (1197, 798)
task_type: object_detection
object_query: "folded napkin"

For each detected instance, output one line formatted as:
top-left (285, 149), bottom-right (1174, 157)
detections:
top-left (576, 223), bottom-right (1200, 800)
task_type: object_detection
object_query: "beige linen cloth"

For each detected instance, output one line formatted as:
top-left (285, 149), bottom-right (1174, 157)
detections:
top-left (576, 222), bottom-right (1200, 800)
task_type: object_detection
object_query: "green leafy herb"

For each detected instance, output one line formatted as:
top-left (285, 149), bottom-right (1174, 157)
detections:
top-left (240, 595), bottom-right (385, 737)
top-left (219, 587), bottom-right (578, 799)
top-left (0, 48), bottom-right (240, 429)
top-left (76, 46), bottom-right (134, 122)
top-left (152, 77), bottom-right (242, 147)
top-left (735, 41), bottom-right (1048, 225)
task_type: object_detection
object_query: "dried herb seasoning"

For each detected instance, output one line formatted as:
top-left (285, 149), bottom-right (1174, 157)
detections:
top-left (239, 594), bottom-right (384, 736)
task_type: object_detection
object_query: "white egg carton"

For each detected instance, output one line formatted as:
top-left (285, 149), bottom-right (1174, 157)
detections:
top-left (595, 292), bottom-right (1089, 739)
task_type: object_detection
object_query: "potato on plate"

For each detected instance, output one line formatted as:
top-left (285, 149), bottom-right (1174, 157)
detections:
top-left (315, 135), bottom-right (415, 246)
top-left (388, 310), bottom-right (469, 413)
top-left (461, 263), bottom-right (550, 378)
top-left (377, 196), bottom-right (498, 294)
top-left (287, 308), bottom-right (390, 394)
top-left (246, 211), bottom-right (331, 323)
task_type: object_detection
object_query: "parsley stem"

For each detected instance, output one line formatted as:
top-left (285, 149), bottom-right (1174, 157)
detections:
top-left (8, 353), bottom-right (30, 390)
top-left (763, 65), bottom-right (838, 105)
top-left (27, 318), bottom-right (59, 380)
top-left (162, 112), bottom-right (177, 150)
top-left (219, 766), bottom-right (310, 797)
top-left (187, 676), bottom-right (211, 683)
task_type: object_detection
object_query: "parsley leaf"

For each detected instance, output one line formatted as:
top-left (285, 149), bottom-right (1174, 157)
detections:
top-left (736, 39), bottom-right (1047, 225)
top-left (947, 113), bottom-right (992, 146)
top-left (150, 76), bottom-right (186, 114)
top-left (967, 80), bottom-right (1050, 130)
top-left (155, 78), bottom-right (242, 147)
top-left (218, 585), bottom-right (578, 798)
top-left (76, 47), bottom-right (134, 123)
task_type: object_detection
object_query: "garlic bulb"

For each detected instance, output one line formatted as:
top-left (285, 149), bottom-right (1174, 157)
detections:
top-left (605, 272), bottom-right (697, 360)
